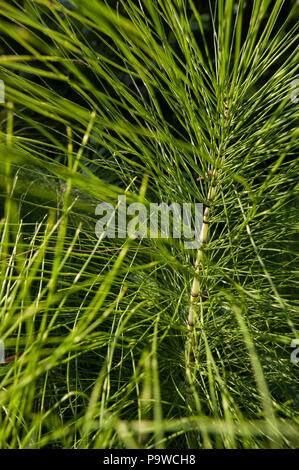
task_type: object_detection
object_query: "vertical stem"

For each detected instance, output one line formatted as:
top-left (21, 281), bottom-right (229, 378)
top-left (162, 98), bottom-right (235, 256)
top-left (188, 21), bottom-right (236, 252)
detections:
top-left (184, 171), bottom-right (219, 438)
top-left (187, 177), bottom-right (216, 332)
top-left (0, 102), bottom-right (14, 284)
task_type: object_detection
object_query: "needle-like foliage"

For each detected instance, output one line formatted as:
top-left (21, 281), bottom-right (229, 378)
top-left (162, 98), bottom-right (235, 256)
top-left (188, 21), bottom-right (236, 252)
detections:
top-left (0, 0), bottom-right (298, 448)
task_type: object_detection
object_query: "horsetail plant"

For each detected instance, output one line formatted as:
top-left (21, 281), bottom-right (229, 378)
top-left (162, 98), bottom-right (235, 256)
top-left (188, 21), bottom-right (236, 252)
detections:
top-left (0, 0), bottom-right (298, 449)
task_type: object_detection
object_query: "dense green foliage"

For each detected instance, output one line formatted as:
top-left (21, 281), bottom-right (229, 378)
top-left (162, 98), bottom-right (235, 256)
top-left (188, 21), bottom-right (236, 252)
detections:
top-left (0, 0), bottom-right (298, 448)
